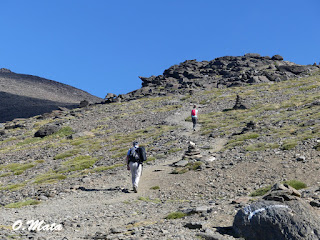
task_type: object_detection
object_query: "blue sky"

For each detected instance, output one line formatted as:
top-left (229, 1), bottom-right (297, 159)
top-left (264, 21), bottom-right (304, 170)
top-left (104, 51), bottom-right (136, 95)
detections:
top-left (0, 0), bottom-right (319, 98)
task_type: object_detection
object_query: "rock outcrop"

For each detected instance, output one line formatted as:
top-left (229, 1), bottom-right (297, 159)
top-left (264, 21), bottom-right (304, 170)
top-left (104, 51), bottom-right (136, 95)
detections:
top-left (233, 184), bottom-right (320, 240)
top-left (133, 54), bottom-right (318, 98)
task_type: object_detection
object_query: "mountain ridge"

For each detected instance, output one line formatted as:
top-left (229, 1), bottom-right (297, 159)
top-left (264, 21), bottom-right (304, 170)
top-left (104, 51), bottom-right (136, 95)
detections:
top-left (0, 69), bottom-right (102, 122)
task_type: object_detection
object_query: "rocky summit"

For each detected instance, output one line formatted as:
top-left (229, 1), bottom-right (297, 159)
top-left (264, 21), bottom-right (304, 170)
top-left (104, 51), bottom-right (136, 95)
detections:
top-left (0, 54), bottom-right (319, 240)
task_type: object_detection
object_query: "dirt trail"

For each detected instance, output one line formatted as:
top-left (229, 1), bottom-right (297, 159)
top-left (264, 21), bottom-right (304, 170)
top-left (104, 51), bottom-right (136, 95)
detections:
top-left (0, 103), bottom-right (228, 239)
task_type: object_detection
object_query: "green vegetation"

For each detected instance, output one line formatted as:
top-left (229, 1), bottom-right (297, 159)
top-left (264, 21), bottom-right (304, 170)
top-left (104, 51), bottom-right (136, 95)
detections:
top-left (197, 73), bottom-right (319, 152)
top-left (17, 137), bottom-right (42, 146)
top-left (171, 161), bottom-right (203, 174)
top-left (4, 199), bottom-right (41, 208)
top-left (137, 196), bottom-right (161, 203)
top-left (165, 211), bottom-right (187, 219)
top-left (150, 186), bottom-right (160, 190)
top-left (167, 148), bottom-right (183, 154)
top-left (0, 183), bottom-right (27, 191)
top-left (0, 162), bottom-right (36, 175)
top-left (89, 163), bottom-right (124, 172)
top-left (283, 180), bottom-right (307, 190)
top-left (52, 126), bottom-right (74, 137)
top-left (59, 155), bottom-right (98, 173)
top-left (281, 139), bottom-right (298, 150)
top-left (245, 142), bottom-right (279, 151)
top-left (33, 173), bottom-right (67, 184)
top-left (54, 149), bottom-right (81, 160)
top-left (145, 156), bottom-right (156, 162)
top-left (249, 185), bottom-right (272, 197)
top-left (250, 180), bottom-right (307, 197)
top-left (314, 143), bottom-right (320, 151)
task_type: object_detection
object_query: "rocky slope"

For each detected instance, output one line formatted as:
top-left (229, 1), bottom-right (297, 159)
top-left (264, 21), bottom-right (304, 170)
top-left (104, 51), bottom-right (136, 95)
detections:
top-left (0, 68), bottom-right (102, 122)
top-left (0, 54), bottom-right (319, 239)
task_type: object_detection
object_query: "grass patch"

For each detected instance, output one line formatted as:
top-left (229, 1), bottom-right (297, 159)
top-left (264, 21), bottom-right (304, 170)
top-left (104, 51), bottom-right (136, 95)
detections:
top-left (249, 185), bottom-right (272, 197)
top-left (0, 183), bottom-right (27, 191)
top-left (150, 186), bottom-right (160, 190)
top-left (165, 211), bottom-right (187, 219)
top-left (4, 199), bottom-right (41, 208)
top-left (90, 164), bottom-right (124, 172)
top-left (145, 156), bottom-right (156, 162)
top-left (16, 137), bottom-right (42, 146)
top-left (281, 139), bottom-right (298, 150)
top-left (54, 149), bottom-right (81, 160)
top-left (52, 126), bottom-right (74, 137)
top-left (249, 180), bottom-right (307, 197)
top-left (0, 162), bottom-right (37, 175)
top-left (245, 142), bottom-right (279, 151)
top-left (8, 163), bottom-right (36, 175)
top-left (33, 173), bottom-right (67, 184)
top-left (60, 156), bottom-right (98, 173)
top-left (171, 161), bottom-right (203, 174)
top-left (137, 196), bottom-right (161, 203)
top-left (167, 148), bottom-right (183, 154)
top-left (283, 180), bottom-right (307, 190)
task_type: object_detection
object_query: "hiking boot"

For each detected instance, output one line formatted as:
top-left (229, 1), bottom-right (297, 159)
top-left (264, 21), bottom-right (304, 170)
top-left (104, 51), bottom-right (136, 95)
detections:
top-left (133, 186), bottom-right (138, 193)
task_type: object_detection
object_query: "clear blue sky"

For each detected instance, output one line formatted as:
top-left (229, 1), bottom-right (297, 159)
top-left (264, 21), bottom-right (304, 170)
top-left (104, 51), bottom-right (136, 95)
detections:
top-left (0, 0), bottom-right (319, 98)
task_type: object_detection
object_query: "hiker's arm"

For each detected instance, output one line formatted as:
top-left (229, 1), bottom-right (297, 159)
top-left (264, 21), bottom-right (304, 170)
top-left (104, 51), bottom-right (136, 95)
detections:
top-left (126, 155), bottom-right (130, 170)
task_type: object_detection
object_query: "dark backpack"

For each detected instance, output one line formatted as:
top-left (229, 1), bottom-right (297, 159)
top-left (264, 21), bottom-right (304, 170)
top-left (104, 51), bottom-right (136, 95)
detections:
top-left (129, 147), bottom-right (140, 162)
top-left (136, 146), bottom-right (147, 163)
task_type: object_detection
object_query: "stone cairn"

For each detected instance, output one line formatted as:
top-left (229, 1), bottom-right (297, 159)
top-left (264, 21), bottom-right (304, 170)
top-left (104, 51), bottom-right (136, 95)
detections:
top-left (233, 95), bottom-right (247, 110)
top-left (183, 141), bottom-right (202, 160)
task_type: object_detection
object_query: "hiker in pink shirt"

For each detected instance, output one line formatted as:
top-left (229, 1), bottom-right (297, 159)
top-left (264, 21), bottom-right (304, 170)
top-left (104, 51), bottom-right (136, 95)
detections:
top-left (191, 105), bottom-right (198, 131)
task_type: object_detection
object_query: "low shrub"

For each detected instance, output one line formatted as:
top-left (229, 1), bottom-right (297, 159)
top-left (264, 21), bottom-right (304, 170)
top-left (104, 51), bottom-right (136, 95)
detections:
top-left (165, 212), bottom-right (187, 219)
top-left (249, 185), bottom-right (272, 197)
top-left (283, 180), bottom-right (307, 190)
top-left (5, 199), bottom-right (41, 208)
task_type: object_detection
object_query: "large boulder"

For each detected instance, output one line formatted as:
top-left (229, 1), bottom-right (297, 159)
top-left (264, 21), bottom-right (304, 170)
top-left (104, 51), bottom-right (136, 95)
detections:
top-left (233, 184), bottom-right (320, 240)
top-left (34, 124), bottom-right (61, 138)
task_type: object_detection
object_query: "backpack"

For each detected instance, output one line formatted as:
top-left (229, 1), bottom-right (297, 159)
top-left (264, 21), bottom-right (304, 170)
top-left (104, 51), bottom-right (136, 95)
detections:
top-left (191, 109), bottom-right (197, 117)
top-left (129, 147), bottom-right (140, 162)
top-left (136, 146), bottom-right (147, 163)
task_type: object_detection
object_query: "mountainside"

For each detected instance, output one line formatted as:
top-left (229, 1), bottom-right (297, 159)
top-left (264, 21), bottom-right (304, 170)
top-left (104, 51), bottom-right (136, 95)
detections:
top-left (0, 55), bottom-right (319, 239)
top-left (0, 68), bottom-right (102, 122)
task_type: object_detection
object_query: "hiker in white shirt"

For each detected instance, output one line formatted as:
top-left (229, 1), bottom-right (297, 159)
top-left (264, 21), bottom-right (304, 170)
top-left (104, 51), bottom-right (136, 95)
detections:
top-left (126, 141), bottom-right (142, 193)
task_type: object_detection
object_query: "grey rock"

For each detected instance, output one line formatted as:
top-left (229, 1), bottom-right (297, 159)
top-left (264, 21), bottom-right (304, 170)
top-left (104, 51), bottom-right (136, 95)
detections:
top-left (296, 156), bottom-right (306, 162)
top-left (34, 124), bottom-right (61, 138)
top-left (244, 53), bottom-right (261, 58)
top-left (310, 200), bottom-right (320, 208)
top-left (174, 160), bottom-right (189, 167)
top-left (271, 55), bottom-right (284, 61)
top-left (195, 206), bottom-right (212, 213)
top-left (233, 199), bottom-right (320, 240)
top-left (184, 222), bottom-right (203, 229)
top-left (79, 100), bottom-right (89, 108)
